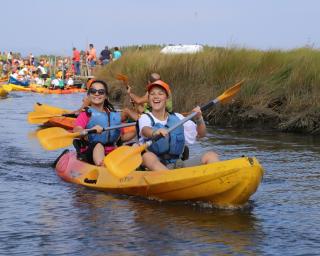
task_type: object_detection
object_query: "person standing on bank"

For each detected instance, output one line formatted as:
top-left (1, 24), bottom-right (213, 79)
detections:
top-left (87, 44), bottom-right (97, 68)
top-left (138, 80), bottom-right (219, 171)
top-left (112, 47), bottom-right (122, 60)
top-left (100, 46), bottom-right (112, 65)
top-left (72, 47), bottom-right (81, 75)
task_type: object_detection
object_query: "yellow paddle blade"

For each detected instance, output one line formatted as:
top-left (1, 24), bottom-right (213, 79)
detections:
top-left (34, 103), bottom-right (70, 115)
top-left (28, 112), bottom-right (60, 124)
top-left (216, 80), bottom-right (244, 104)
top-left (37, 127), bottom-right (80, 150)
top-left (2, 84), bottom-right (12, 92)
top-left (104, 144), bottom-right (148, 178)
top-left (116, 73), bottom-right (128, 82)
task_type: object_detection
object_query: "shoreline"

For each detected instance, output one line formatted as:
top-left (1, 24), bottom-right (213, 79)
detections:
top-left (94, 45), bottom-right (320, 135)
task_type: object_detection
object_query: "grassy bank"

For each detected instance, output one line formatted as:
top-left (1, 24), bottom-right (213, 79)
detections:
top-left (94, 46), bottom-right (320, 134)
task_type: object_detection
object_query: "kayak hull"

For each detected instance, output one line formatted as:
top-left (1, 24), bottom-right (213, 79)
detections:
top-left (0, 87), bottom-right (9, 97)
top-left (55, 151), bottom-right (264, 206)
top-left (29, 85), bottom-right (86, 94)
top-left (0, 84), bottom-right (12, 97)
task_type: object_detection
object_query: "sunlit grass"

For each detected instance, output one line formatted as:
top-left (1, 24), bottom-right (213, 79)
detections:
top-left (95, 46), bottom-right (320, 134)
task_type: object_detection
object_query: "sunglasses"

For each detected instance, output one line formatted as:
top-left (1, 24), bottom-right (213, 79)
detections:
top-left (89, 88), bottom-right (106, 95)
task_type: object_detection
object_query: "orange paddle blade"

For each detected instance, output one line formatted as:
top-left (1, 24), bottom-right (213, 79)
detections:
top-left (216, 80), bottom-right (244, 104)
top-left (104, 144), bottom-right (147, 178)
top-left (116, 73), bottom-right (129, 84)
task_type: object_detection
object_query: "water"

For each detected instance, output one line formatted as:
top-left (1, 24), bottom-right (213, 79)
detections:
top-left (0, 92), bottom-right (319, 255)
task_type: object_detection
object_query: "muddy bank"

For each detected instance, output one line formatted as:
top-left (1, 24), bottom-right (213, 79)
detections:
top-left (205, 102), bottom-right (320, 135)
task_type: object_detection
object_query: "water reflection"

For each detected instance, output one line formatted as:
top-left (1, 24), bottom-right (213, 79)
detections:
top-left (46, 189), bottom-right (265, 255)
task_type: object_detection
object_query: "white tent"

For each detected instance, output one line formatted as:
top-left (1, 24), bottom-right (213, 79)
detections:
top-left (160, 44), bottom-right (204, 54)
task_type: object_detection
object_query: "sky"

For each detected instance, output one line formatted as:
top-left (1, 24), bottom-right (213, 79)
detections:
top-left (1, 0), bottom-right (319, 56)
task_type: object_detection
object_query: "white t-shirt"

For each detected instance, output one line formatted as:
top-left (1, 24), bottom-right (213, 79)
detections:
top-left (138, 112), bottom-right (197, 145)
top-left (37, 65), bottom-right (47, 75)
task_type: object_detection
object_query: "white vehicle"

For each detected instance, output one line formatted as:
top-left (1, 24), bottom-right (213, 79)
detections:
top-left (160, 44), bottom-right (204, 54)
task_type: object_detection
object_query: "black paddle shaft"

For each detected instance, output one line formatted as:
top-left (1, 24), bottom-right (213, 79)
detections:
top-left (84, 122), bottom-right (136, 135)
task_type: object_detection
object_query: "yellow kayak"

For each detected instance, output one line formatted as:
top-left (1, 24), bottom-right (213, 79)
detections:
top-left (0, 84), bottom-right (12, 97)
top-left (8, 84), bottom-right (31, 91)
top-left (55, 151), bottom-right (264, 207)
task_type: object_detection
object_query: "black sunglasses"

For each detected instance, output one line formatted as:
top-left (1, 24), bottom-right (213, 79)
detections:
top-left (89, 88), bottom-right (106, 95)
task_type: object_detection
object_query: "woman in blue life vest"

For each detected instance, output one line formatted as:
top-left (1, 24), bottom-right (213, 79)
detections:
top-left (138, 80), bottom-right (219, 171)
top-left (73, 80), bottom-right (132, 166)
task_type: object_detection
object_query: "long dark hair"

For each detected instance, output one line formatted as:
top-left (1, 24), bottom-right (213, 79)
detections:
top-left (88, 80), bottom-right (115, 112)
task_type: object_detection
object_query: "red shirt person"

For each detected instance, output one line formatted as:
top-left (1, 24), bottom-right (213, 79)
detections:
top-left (72, 47), bottom-right (81, 75)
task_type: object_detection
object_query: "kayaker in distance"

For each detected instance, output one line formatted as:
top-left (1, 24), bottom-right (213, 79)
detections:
top-left (138, 80), bottom-right (219, 171)
top-left (73, 80), bottom-right (134, 166)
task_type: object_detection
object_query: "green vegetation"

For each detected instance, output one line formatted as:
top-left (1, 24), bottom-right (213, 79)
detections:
top-left (95, 46), bottom-right (320, 134)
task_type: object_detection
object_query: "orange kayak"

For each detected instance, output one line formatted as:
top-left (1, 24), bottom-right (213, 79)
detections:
top-left (30, 87), bottom-right (86, 94)
top-left (43, 116), bottom-right (76, 130)
top-left (44, 116), bottom-right (137, 134)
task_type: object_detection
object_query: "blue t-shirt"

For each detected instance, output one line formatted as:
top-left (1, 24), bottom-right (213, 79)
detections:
top-left (113, 50), bottom-right (122, 60)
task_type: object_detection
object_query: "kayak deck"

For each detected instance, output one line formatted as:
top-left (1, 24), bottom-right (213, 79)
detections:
top-left (55, 151), bottom-right (264, 206)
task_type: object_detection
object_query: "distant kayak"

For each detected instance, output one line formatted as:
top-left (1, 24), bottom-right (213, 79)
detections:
top-left (29, 85), bottom-right (86, 94)
top-left (0, 84), bottom-right (11, 97)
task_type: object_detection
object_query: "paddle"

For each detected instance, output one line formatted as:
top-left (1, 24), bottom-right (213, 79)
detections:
top-left (37, 122), bottom-right (136, 150)
top-left (27, 111), bottom-right (77, 124)
top-left (116, 73), bottom-right (129, 85)
top-left (104, 80), bottom-right (244, 178)
top-left (34, 102), bottom-right (71, 115)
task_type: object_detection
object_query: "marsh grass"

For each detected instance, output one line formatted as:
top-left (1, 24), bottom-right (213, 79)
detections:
top-left (95, 46), bottom-right (320, 134)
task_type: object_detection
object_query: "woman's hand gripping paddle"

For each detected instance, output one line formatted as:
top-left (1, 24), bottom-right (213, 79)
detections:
top-left (104, 80), bottom-right (244, 178)
top-left (37, 123), bottom-right (136, 150)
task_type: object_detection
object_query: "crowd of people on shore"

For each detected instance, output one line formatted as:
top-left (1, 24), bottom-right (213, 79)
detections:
top-left (72, 44), bottom-right (122, 75)
top-left (0, 44), bottom-right (122, 88)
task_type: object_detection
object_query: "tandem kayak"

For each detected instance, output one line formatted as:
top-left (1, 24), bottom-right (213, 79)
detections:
top-left (55, 151), bottom-right (264, 207)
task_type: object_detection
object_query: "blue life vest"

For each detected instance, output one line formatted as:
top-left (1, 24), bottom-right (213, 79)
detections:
top-left (146, 113), bottom-right (185, 161)
top-left (86, 107), bottom-right (121, 145)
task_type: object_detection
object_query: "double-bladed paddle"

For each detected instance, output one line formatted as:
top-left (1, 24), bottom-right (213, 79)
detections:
top-left (104, 80), bottom-right (244, 178)
top-left (37, 123), bottom-right (136, 150)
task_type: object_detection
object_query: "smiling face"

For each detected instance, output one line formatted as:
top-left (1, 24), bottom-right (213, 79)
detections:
top-left (88, 82), bottom-right (107, 106)
top-left (148, 86), bottom-right (168, 111)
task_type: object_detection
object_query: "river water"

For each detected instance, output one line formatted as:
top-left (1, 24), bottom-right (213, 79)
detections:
top-left (0, 92), bottom-right (319, 255)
